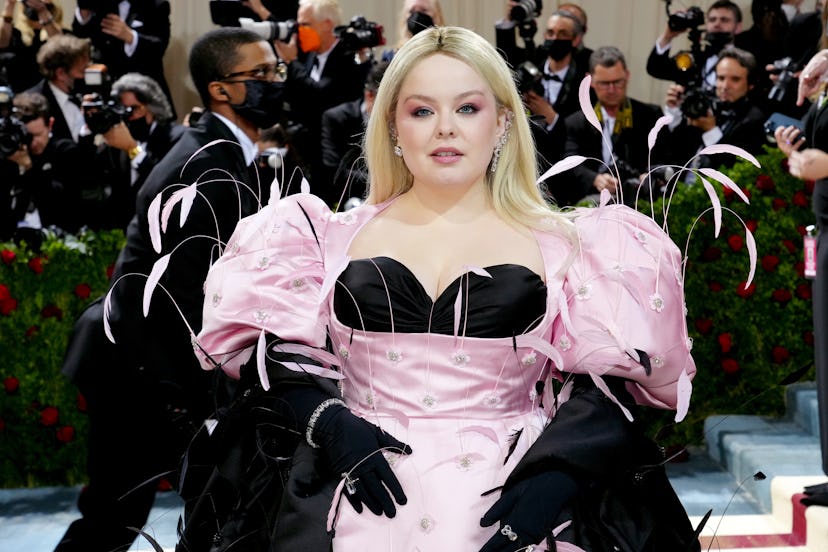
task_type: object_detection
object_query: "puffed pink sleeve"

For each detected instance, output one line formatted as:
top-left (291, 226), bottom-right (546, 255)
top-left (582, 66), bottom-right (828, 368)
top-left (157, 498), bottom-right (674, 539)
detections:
top-left (551, 204), bottom-right (695, 421)
top-left (195, 193), bottom-right (333, 379)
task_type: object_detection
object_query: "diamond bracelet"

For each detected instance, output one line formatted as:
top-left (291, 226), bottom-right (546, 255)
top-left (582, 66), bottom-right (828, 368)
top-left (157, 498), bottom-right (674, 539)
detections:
top-left (305, 398), bottom-right (346, 448)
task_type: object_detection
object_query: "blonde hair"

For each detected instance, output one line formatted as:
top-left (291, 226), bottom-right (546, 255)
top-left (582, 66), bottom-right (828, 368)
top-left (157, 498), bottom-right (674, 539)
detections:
top-left (364, 26), bottom-right (567, 231)
top-left (298, 0), bottom-right (343, 26)
top-left (15, 0), bottom-right (64, 47)
top-left (396, 0), bottom-right (445, 48)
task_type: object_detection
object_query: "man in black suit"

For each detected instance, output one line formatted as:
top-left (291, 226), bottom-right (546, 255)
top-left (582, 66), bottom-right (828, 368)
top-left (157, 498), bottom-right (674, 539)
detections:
top-left (647, 0), bottom-right (743, 90)
top-left (496, 8), bottom-right (589, 165)
top-left (556, 46), bottom-right (670, 206)
top-left (664, 46), bottom-right (767, 174)
top-left (56, 27), bottom-right (283, 552)
top-left (319, 60), bottom-right (387, 206)
top-left (28, 34), bottom-right (91, 142)
top-left (73, 0), bottom-right (174, 114)
top-left (86, 72), bottom-right (184, 229)
top-left (274, 0), bottom-right (371, 199)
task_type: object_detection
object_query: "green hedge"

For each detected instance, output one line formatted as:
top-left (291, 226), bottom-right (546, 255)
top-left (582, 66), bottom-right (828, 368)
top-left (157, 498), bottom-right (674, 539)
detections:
top-left (0, 229), bottom-right (124, 487)
top-left (0, 148), bottom-right (816, 486)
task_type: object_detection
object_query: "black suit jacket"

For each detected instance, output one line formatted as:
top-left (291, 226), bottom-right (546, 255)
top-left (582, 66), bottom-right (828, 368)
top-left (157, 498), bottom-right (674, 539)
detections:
top-left (73, 0), bottom-right (173, 110)
top-left (86, 113), bottom-right (263, 415)
top-left (95, 120), bottom-right (185, 230)
top-left (646, 43), bottom-right (718, 86)
top-left (554, 98), bottom-right (668, 206)
top-left (27, 79), bottom-right (75, 143)
top-left (319, 98), bottom-right (365, 203)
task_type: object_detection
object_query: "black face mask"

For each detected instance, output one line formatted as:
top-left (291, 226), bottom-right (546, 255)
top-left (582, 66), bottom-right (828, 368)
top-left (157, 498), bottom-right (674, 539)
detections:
top-left (126, 116), bottom-right (151, 143)
top-left (544, 39), bottom-right (574, 62)
top-left (229, 79), bottom-right (285, 129)
top-left (705, 31), bottom-right (733, 53)
top-left (407, 11), bottom-right (434, 36)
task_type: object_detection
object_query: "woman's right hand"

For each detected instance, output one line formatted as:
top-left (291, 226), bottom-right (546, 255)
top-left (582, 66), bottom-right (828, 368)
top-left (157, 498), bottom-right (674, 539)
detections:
top-left (313, 405), bottom-right (412, 517)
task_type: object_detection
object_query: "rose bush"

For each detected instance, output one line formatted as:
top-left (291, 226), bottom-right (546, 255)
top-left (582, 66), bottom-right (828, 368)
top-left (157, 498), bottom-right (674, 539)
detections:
top-left (0, 229), bottom-right (124, 487)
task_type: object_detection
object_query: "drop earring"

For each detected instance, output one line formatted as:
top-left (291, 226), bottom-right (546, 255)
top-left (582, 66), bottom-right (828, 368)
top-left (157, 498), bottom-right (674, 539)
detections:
top-left (394, 144), bottom-right (403, 157)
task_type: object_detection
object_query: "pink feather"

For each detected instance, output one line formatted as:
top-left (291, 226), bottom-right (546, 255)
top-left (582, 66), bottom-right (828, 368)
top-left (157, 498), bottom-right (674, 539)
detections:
top-left (257, 329), bottom-right (270, 391)
top-left (698, 168), bottom-right (750, 204)
top-left (699, 175), bottom-right (722, 237)
top-left (675, 368), bottom-right (692, 423)
top-left (697, 144), bottom-right (761, 167)
top-left (578, 75), bottom-right (601, 133)
top-left (147, 193), bottom-right (162, 253)
top-left (537, 155), bottom-right (587, 183)
top-left (103, 287), bottom-right (116, 344)
top-left (178, 183), bottom-right (198, 228)
top-left (142, 254), bottom-right (170, 316)
top-left (648, 114), bottom-right (673, 151)
top-left (590, 372), bottom-right (633, 421)
top-left (745, 225), bottom-right (757, 287)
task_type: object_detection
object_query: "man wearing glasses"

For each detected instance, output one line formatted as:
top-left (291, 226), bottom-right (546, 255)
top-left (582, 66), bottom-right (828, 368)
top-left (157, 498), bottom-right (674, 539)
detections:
top-left (56, 27), bottom-right (284, 552)
top-left (553, 46), bottom-right (670, 206)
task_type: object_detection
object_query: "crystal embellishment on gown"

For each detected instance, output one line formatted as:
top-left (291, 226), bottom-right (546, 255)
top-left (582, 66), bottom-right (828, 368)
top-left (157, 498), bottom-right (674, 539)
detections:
top-left (521, 351), bottom-right (538, 366)
top-left (419, 515), bottom-right (435, 533)
top-left (451, 350), bottom-right (470, 366)
top-left (211, 293), bottom-right (222, 307)
top-left (257, 256), bottom-right (271, 270)
top-left (422, 394), bottom-right (437, 408)
top-left (649, 293), bottom-right (665, 312)
top-left (290, 278), bottom-right (306, 290)
top-left (558, 336), bottom-right (572, 351)
top-left (338, 345), bottom-right (350, 359)
top-left (386, 350), bottom-right (403, 363)
top-left (575, 283), bottom-right (592, 300)
top-left (456, 454), bottom-right (473, 471)
top-left (253, 310), bottom-right (269, 324)
top-left (653, 355), bottom-right (665, 368)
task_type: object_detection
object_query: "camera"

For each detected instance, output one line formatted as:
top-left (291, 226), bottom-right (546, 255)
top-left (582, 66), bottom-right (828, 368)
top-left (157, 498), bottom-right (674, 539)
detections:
top-left (510, 0), bottom-right (543, 23)
top-left (680, 87), bottom-right (719, 119)
top-left (513, 61), bottom-right (545, 96)
top-left (0, 85), bottom-right (32, 160)
top-left (668, 6), bottom-right (704, 32)
top-left (334, 16), bottom-right (385, 51)
top-left (239, 17), bottom-right (298, 42)
top-left (768, 56), bottom-right (797, 103)
top-left (82, 91), bottom-right (133, 136)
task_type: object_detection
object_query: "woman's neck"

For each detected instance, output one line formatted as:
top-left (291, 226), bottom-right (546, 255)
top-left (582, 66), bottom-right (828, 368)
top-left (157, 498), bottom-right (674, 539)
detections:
top-left (397, 181), bottom-right (492, 223)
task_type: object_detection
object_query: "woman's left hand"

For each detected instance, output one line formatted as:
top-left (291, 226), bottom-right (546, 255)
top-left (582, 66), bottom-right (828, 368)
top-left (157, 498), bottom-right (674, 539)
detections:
top-left (478, 471), bottom-right (577, 552)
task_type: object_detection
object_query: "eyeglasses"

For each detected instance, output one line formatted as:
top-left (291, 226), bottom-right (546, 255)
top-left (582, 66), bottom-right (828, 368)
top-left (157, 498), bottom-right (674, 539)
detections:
top-left (221, 63), bottom-right (286, 83)
top-left (593, 78), bottom-right (627, 90)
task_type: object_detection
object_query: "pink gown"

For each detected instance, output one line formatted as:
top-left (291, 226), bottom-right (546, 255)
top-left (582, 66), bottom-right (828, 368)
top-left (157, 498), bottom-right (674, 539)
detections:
top-left (195, 193), bottom-right (696, 551)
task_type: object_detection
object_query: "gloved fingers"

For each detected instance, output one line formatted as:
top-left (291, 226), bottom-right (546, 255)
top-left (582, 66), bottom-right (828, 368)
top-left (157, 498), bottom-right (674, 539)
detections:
top-left (478, 524), bottom-right (535, 552)
top-left (374, 460), bottom-right (407, 506)
top-left (346, 476), bottom-right (385, 516)
top-left (479, 487), bottom-right (517, 527)
top-left (360, 471), bottom-right (397, 517)
top-left (373, 426), bottom-right (413, 456)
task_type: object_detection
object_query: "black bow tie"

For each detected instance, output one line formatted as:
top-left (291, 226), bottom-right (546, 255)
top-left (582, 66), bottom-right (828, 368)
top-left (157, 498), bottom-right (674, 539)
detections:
top-left (543, 73), bottom-right (563, 82)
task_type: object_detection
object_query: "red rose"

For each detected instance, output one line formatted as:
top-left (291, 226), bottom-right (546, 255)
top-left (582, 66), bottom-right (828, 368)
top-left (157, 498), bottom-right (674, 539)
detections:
top-left (783, 239), bottom-right (797, 254)
top-left (4, 376), bottom-right (19, 394)
top-left (24, 325), bottom-right (39, 338)
top-left (0, 249), bottom-right (14, 264)
top-left (772, 198), bottom-right (788, 211)
top-left (793, 191), bottom-right (809, 208)
top-left (727, 235), bottom-right (744, 251)
top-left (761, 255), bottom-right (780, 272)
top-left (798, 225), bottom-right (808, 237)
top-left (722, 185), bottom-right (734, 200)
top-left (106, 264), bottom-right (115, 280)
top-left (781, 157), bottom-right (790, 171)
top-left (796, 261), bottom-right (806, 277)
top-left (805, 180), bottom-right (816, 194)
top-left (40, 304), bottom-right (64, 320)
top-left (77, 393), bottom-right (87, 413)
top-left (756, 174), bottom-right (776, 191)
top-left (709, 281), bottom-right (723, 292)
top-left (0, 297), bottom-right (17, 315)
top-left (722, 358), bottom-right (740, 374)
top-left (745, 220), bottom-right (758, 232)
top-left (0, 284), bottom-right (9, 301)
top-left (74, 283), bottom-right (92, 299)
top-left (718, 333), bottom-right (733, 353)
top-left (805, 331), bottom-right (815, 346)
top-left (701, 247), bottom-right (723, 262)
top-left (56, 425), bottom-right (75, 443)
top-left (736, 281), bottom-right (756, 298)
top-left (797, 283), bottom-right (812, 300)
top-left (771, 346), bottom-right (790, 364)
top-left (695, 318), bottom-right (713, 335)
top-left (40, 406), bottom-right (59, 427)
top-left (772, 289), bottom-right (792, 303)
top-left (27, 257), bottom-right (44, 274)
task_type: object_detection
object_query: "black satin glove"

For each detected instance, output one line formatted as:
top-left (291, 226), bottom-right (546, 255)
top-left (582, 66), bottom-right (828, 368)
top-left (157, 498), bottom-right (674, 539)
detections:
top-left (313, 403), bottom-right (412, 517)
top-left (479, 471), bottom-right (578, 552)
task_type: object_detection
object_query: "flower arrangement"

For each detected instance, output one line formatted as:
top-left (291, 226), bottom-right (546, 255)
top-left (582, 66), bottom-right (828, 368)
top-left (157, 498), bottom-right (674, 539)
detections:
top-left (641, 147), bottom-right (816, 447)
top-left (0, 229), bottom-right (124, 487)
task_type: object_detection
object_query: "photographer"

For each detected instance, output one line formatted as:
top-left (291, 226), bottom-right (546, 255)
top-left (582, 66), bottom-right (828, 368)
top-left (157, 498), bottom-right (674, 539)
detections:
top-left (665, 46), bottom-right (766, 173)
top-left (272, 0), bottom-right (371, 201)
top-left (84, 72), bottom-right (183, 229)
top-left (0, 0), bottom-right (65, 92)
top-left (1, 91), bottom-right (96, 235)
top-left (72, 0), bottom-right (174, 115)
top-left (647, 1), bottom-right (743, 89)
top-left (27, 34), bottom-right (90, 142)
top-left (497, 7), bottom-right (589, 165)
top-left (557, 46), bottom-right (670, 206)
